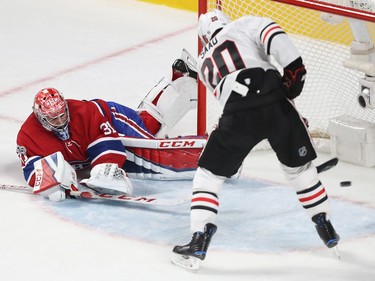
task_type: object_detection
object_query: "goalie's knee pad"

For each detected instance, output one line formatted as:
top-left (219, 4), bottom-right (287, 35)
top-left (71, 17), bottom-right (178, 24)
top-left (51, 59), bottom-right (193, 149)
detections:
top-left (137, 76), bottom-right (197, 134)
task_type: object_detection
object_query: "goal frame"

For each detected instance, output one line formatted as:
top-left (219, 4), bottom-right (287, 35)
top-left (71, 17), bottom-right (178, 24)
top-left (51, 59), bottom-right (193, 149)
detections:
top-left (197, 0), bottom-right (208, 135)
top-left (272, 0), bottom-right (375, 22)
top-left (196, 0), bottom-right (375, 136)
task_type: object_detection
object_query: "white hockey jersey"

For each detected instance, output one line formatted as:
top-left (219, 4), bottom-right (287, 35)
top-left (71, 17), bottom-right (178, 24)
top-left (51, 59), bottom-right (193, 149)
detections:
top-left (198, 16), bottom-right (302, 105)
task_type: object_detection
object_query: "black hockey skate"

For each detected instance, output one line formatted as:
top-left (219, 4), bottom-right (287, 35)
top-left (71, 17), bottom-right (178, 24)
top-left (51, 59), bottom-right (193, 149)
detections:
top-left (171, 223), bottom-right (217, 271)
top-left (172, 58), bottom-right (198, 80)
top-left (312, 212), bottom-right (340, 248)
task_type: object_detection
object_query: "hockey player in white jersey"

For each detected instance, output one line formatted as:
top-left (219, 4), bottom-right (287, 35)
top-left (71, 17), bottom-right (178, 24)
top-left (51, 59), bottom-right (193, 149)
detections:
top-left (172, 10), bottom-right (340, 271)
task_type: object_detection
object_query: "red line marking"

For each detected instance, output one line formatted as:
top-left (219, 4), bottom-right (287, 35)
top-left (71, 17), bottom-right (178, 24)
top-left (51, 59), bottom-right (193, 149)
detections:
top-left (0, 25), bottom-right (195, 98)
top-left (0, 114), bottom-right (23, 124)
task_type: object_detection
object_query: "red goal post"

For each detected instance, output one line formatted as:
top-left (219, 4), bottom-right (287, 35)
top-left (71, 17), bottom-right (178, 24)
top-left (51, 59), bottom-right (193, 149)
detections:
top-left (197, 0), bottom-right (208, 135)
top-left (197, 0), bottom-right (375, 153)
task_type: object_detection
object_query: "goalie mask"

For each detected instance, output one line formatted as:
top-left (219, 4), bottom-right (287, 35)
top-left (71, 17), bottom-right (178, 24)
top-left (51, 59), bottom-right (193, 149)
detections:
top-left (198, 9), bottom-right (230, 45)
top-left (33, 88), bottom-right (70, 140)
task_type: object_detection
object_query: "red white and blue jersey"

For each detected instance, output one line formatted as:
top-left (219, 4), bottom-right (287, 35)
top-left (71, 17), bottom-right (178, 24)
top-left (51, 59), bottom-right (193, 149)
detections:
top-left (16, 99), bottom-right (155, 187)
top-left (198, 16), bottom-right (301, 101)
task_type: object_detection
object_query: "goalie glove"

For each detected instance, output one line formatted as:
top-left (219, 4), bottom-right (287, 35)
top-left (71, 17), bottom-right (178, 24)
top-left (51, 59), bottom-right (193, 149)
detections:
top-left (282, 57), bottom-right (306, 100)
top-left (80, 163), bottom-right (133, 195)
top-left (33, 151), bottom-right (78, 202)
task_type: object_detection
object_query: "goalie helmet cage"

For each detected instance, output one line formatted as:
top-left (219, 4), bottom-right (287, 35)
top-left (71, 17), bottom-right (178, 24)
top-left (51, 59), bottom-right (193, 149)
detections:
top-left (196, 0), bottom-right (375, 152)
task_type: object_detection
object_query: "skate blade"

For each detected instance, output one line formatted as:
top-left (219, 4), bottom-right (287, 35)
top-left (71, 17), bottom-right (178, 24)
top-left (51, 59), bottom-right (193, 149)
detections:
top-left (171, 253), bottom-right (201, 272)
top-left (331, 245), bottom-right (341, 260)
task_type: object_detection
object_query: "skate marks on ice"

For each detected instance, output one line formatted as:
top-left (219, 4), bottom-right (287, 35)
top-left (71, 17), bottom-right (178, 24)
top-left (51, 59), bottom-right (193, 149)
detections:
top-left (42, 177), bottom-right (375, 253)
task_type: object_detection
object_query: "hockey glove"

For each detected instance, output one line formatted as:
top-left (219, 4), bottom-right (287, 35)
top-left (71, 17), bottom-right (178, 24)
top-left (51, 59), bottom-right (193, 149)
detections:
top-left (282, 57), bottom-right (306, 100)
top-left (32, 152), bottom-right (78, 202)
top-left (80, 163), bottom-right (133, 195)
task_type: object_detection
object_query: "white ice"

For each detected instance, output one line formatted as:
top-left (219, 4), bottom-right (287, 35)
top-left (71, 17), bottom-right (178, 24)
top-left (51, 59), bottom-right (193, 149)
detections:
top-left (0, 1), bottom-right (374, 280)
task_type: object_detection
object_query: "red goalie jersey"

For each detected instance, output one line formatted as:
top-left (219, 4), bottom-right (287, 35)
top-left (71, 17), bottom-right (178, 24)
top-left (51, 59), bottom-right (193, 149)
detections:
top-left (16, 54), bottom-right (205, 188)
top-left (17, 98), bottom-right (131, 187)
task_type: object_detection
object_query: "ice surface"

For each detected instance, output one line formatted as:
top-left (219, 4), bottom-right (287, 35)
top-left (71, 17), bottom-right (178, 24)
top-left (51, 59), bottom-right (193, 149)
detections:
top-left (0, 1), bottom-right (374, 280)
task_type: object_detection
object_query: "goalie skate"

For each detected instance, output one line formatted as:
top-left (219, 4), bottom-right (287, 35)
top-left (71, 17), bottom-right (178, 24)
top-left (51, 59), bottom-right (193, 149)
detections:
top-left (179, 48), bottom-right (198, 78)
top-left (172, 49), bottom-right (198, 79)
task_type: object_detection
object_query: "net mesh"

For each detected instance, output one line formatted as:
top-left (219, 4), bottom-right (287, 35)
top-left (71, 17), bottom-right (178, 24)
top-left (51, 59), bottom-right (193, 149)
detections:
top-left (204, 0), bottom-right (375, 150)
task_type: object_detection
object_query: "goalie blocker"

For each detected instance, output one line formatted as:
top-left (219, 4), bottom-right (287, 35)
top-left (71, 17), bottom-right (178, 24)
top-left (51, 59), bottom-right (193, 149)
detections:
top-left (33, 151), bottom-right (79, 201)
top-left (33, 152), bottom-right (134, 201)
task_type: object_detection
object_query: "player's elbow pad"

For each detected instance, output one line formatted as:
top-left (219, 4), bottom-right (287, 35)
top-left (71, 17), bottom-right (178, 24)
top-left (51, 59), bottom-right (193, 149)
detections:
top-left (282, 57), bottom-right (306, 99)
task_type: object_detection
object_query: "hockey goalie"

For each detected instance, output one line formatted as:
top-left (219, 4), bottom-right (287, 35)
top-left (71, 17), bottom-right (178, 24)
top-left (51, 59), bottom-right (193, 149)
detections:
top-left (16, 49), bottom-right (205, 202)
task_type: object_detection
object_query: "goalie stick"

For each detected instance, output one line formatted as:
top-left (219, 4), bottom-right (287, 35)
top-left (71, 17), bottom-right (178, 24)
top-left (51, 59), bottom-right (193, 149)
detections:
top-left (0, 158), bottom-right (338, 207)
top-left (0, 184), bottom-right (188, 206)
top-left (171, 157), bottom-right (340, 271)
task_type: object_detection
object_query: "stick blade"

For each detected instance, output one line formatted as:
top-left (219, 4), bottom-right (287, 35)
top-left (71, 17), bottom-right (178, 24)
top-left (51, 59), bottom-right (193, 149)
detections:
top-left (317, 157), bottom-right (338, 173)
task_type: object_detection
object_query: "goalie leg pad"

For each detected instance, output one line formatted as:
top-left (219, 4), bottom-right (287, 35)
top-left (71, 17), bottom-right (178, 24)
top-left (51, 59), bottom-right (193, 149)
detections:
top-left (121, 136), bottom-right (207, 180)
top-left (138, 76), bottom-right (197, 134)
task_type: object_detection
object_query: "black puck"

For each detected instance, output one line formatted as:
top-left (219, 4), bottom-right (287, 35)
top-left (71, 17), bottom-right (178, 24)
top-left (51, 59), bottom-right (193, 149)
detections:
top-left (340, 181), bottom-right (352, 187)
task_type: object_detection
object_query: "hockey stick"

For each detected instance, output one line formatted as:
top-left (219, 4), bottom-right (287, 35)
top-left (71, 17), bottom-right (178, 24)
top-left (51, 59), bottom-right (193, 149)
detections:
top-left (316, 157), bottom-right (338, 174)
top-left (1, 158), bottom-right (337, 206)
top-left (0, 184), bottom-right (188, 206)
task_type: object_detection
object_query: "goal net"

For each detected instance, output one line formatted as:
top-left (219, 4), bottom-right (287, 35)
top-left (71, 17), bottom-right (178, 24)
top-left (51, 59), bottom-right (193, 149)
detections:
top-left (199, 0), bottom-right (375, 152)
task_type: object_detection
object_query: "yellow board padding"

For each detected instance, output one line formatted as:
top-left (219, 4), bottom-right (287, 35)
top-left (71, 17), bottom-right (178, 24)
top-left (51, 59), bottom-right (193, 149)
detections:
top-left (139, 0), bottom-right (375, 45)
top-left (138, 0), bottom-right (197, 12)
top-left (208, 0), bottom-right (355, 45)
